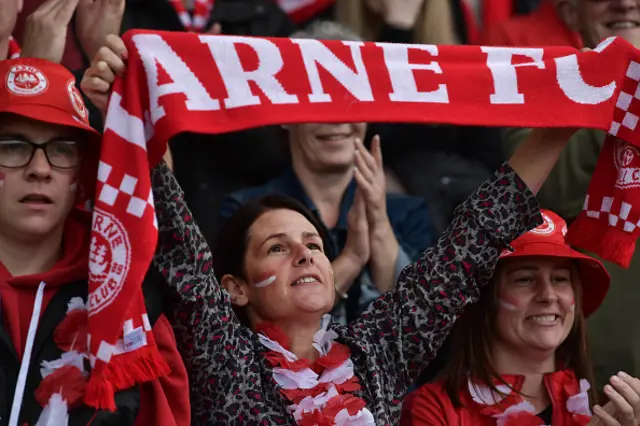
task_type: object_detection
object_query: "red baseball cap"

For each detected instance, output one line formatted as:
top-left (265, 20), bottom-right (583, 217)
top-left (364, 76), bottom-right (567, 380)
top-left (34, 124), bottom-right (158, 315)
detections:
top-left (0, 57), bottom-right (101, 198)
top-left (499, 210), bottom-right (610, 317)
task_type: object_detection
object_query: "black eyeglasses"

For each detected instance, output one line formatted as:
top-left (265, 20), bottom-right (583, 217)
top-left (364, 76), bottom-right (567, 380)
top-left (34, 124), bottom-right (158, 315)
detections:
top-left (0, 137), bottom-right (84, 169)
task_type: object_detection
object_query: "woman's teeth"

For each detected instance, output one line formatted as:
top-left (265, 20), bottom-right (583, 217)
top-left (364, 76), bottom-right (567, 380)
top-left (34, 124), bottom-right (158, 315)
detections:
top-left (317, 134), bottom-right (350, 141)
top-left (608, 21), bottom-right (640, 30)
top-left (293, 276), bottom-right (318, 286)
top-left (529, 315), bottom-right (558, 323)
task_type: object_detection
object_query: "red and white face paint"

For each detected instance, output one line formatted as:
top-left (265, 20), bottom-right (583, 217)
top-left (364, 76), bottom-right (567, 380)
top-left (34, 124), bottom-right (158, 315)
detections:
top-left (499, 296), bottom-right (520, 311)
top-left (254, 274), bottom-right (276, 288)
top-left (0, 171), bottom-right (5, 188)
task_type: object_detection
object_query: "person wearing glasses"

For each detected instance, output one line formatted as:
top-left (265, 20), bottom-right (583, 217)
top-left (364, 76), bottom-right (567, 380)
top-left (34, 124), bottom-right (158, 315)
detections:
top-left (0, 57), bottom-right (190, 426)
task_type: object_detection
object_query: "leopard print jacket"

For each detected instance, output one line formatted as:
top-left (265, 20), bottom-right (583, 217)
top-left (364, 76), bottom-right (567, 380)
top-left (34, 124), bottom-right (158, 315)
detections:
top-left (151, 161), bottom-right (541, 425)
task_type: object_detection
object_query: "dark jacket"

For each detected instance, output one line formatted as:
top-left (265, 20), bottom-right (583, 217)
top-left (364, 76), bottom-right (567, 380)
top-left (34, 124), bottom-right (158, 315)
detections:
top-left (0, 273), bottom-right (165, 426)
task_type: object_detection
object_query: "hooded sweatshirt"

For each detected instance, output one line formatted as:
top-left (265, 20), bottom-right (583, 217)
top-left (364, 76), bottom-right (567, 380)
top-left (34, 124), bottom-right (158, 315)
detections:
top-left (0, 209), bottom-right (91, 359)
top-left (0, 208), bottom-right (190, 425)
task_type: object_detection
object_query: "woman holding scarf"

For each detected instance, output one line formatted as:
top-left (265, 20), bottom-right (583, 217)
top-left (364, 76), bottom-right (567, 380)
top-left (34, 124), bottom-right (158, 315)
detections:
top-left (82, 35), bottom-right (640, 425)
top-left (401, 210), bottom-right (640, 426)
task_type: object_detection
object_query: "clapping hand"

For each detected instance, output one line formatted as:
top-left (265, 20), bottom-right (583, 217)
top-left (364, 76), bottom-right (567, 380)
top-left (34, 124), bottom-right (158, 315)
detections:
top-left (344, 188), bottom-right (371, 268)
top-left (589, 372), bottom-right (640, 426)
top-left (352, 135), bottom-right (399, 293)
top-left (75, 0), bottom-right (125, 63)
top-left (353, 136), bottom-right (389, 229)
top-left (20, 0), bottom-right (80, 63)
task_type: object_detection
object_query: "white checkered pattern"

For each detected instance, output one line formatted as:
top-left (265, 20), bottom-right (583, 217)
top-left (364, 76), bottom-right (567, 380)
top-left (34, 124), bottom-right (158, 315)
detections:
top-left (88, 314), bottom-right (154, 365)
top-left (583, 195), bottom-right (640, 233)
top-left (610, 61), bottom-right (640, 137)
top-left (96, 161), bottom-right (157, 229)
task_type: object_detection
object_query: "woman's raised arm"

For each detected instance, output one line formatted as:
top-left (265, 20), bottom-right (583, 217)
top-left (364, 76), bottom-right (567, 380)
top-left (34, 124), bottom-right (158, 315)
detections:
top-left (151, 161), bottom-right (251, 417)
top-left (344, 127), bottom-right (575, 397)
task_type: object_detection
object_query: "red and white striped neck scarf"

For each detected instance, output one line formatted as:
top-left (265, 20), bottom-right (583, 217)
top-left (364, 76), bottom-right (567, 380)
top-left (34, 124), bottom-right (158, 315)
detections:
top-left (7, 36), bottom-right (21, 59)
top-left (169, 0), bottom-right (216, 32)
top-left (168, 0), bottom-right (334, 32)
top-left (276, 0), bottom-right (334, 23)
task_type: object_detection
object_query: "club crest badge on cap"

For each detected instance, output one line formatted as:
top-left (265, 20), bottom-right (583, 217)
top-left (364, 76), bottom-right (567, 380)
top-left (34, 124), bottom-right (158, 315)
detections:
top-left (67, 80), bottom-right (88, 121)
top-left (530, 212), bottom-right (556, 235)
top-left (6, 64), bottom-right (48, 96)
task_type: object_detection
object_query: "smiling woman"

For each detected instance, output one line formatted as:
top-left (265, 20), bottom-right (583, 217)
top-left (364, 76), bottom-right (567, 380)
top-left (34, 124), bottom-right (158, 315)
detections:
top-left (400, 210), bottom-right (625, 426)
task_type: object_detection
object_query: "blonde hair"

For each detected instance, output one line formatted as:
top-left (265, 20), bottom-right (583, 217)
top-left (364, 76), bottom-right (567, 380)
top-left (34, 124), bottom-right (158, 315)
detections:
top-left (335, 0), bottom-right (461, 46)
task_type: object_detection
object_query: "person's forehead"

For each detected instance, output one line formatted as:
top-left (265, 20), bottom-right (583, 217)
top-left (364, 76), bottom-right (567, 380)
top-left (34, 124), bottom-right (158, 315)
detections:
top-left (250, 209), bottom-right (318, 240)
top-left (504, 256), bottom-right (573, 271)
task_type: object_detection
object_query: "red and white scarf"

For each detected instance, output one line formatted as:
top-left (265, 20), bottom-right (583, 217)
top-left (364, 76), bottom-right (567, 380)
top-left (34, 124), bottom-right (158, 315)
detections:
top-left (34, 298), bottom-right (89, 424)
top-left (7, 36), bottom-right (20, 59)
top-left (169, 0), bottom-right (215, 31)
top-left (275, 0), bottom-right (334, 23)
top-left (257, 315), bottom-right (374, 424)
top-left (168, 0), bottom-right (333, 32)
top-left (470, 377), bottom-right (592, 425)
top-left (88, 31), bottom-right (640, 410)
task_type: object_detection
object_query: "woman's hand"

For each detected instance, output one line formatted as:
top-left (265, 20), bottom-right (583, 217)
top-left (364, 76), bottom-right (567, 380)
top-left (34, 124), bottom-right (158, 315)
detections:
top-left (353, 135), bottom-right (400, 293)
top-left (332, 188), bottom-right (370, 299)
top-left (75, 0), bottom-right (125, 62)
top-left (20, 0), bottom-right (80, 63)
top-left (80, 34), bottom-right (127, 117)
top-left (589, 372), bottom-right (640, 426)
top-left (353, 136), bottom-right (389, 229)
top-left (344, 188), bottom-right (371, 268)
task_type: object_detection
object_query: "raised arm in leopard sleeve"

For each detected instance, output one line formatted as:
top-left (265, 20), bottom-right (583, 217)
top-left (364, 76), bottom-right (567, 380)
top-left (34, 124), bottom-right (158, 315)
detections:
top-left (150, 126), bottom-right (576, 425)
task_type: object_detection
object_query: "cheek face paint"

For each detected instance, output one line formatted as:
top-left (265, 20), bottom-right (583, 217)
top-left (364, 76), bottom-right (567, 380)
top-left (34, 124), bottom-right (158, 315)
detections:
top-left (254, 274), bottom-right (276, 288)
top-left (69, 180), bottom-right (78, 192)
top-left (0, 172), bottom-right (5, 188)
top-left (499, 295), bottom-right (521, 311)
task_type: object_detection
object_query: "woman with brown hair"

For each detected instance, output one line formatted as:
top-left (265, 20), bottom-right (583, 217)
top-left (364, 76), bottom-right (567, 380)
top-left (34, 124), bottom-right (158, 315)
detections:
top-left (401, 210), bottom-right (640, 426)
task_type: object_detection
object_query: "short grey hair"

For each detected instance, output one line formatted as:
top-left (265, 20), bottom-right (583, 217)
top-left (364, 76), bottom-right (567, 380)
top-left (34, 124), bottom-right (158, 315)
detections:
top-left (291, 20), bottom-right (362, 42)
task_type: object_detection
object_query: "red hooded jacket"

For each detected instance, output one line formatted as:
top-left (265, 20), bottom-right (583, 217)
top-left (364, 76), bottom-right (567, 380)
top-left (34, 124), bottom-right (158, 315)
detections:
top-left (402, 369), bottom-right (592, 426)
top-left (0, 209), bottom-right (190, 426)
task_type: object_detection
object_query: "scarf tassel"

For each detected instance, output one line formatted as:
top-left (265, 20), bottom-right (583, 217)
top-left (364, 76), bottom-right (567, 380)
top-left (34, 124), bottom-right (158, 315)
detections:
top-left (84, 347), bottom-right (170, 411)
top-left (567, 213), bottom-right (635, 267)
top-left (598, 228), bottom-right (635, 267)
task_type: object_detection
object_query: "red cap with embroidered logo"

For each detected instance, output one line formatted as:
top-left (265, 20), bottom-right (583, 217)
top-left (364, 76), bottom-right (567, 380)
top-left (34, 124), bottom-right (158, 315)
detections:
top-left (0, 57), bottom-right (102, 201)
top-left (0, 57), bottom-right (98, 140)
top-left (499, 210), bottom-right (610, 317)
